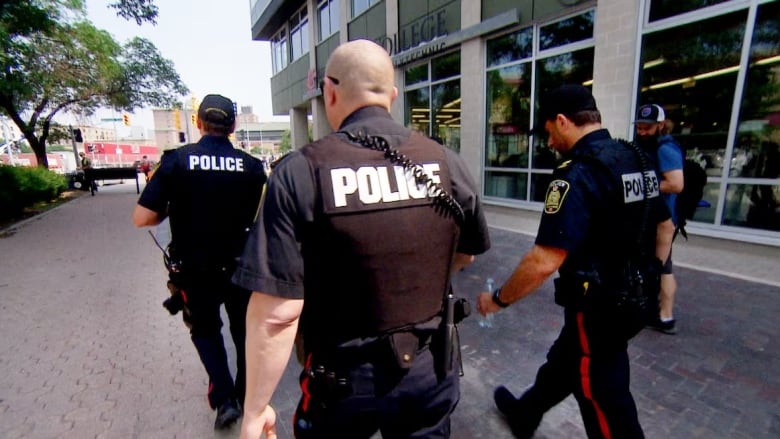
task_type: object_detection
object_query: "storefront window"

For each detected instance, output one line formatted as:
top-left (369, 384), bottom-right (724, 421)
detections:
top-left (405, 87), bottom-right (430, 136)
top-left (403, 51), bottom-right (461, 152)
top-left (539, 10), bottom-right (594, 51)
top-left (727, 1), bottom-right (780, 231)
top-left (649, 0), bottom-right (732, 23)
top-left (487, 27), bottom-right (532, 68)
top-left (639, 10), bottom-right (747, 224)
top-left (484, 11), bottom-right (594, 203)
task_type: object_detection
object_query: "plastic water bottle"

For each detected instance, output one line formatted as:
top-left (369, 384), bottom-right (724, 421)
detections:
top-left (479, 277), bottom-right (495, 328)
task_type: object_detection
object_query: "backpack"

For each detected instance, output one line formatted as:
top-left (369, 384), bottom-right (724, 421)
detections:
top-left (675, 157), bottom-right (707, 239)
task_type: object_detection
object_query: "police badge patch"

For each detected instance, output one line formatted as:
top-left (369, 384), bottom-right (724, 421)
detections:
top-left (544, 180), bottom-right (570, 214)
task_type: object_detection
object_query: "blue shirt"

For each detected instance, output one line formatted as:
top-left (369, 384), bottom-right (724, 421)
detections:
top-left (657, 134), bottom-right (684, 224)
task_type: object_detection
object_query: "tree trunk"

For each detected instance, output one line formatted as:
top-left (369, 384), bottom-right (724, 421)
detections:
top-left (29, 137), bottom-right (49, 168)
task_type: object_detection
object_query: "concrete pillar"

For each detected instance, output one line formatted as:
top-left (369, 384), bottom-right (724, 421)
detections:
top-left (591, 0), bottom-right (642, 140)
top-left (290, 107), bottom-right (309, 150)
top-left (458, 0), bottom-right (484, 185)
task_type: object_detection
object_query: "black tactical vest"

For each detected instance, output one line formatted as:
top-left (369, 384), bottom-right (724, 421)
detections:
top-left (560, 138), bottom-right (661, 290)
top-left (299, 131), bottom-right (460, 349)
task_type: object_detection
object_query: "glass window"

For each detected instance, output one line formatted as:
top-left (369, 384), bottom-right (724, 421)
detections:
top-left (539, 10), bottom-right (594, 51)
top-left (485, 64), bottom-right (532, 168)
top-left (432, 51), bottom-right (461, 82)
top-left (352, 0), bottom-right (378, 18)
top-left (271, 29), bottom-right (288, 74)
top-left (318, 0), bottom-right (339, 41)
top-left (722, 183), bottom-right (780, 231)
top-left (638, 11), bottom-right (747, 183)
top-left (649, 0), bottom-right (732, 23)
top-left (405, 87), bottom-right (430, 135)
top-left (534, 47), bottom-right (595, 169)
top-left (432, 80), bottom-right (461, 152)
top-left (484, 171), bottom-right (528, 201)
top-left (290, 7), bottom-right (309, 61)
top-left (734, 1), bottom-right (780, 178)
top-left (405, 64), bottom-right (428, 87)
top-left (403, 52), bottom-right (461, 152)
top-left (487, 27), bottom-right (533, 68)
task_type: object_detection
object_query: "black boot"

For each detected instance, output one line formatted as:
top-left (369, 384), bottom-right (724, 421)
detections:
top-left (494, 386), bottom-right (542, 439)
top-left (214, 398), bottom-right (241, 430)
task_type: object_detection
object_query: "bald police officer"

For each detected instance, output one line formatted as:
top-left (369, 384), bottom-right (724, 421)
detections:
top-left (132, 94), bottom-right (267, 430)
top-left (477, 85), bottom-right (674, 438)
top-left (234, 40), bottom-right (490, 439)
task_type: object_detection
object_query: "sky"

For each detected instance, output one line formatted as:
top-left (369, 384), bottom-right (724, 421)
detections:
top-left (84, 0), bottom-right (287, 135)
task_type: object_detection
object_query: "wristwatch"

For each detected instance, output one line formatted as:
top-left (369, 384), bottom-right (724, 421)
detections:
top-left (491, 287), bottom-right (510, 308)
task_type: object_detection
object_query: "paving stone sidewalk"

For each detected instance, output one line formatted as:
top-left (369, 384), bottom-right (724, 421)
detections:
top-left (0, 182), bottom-right (777, 438)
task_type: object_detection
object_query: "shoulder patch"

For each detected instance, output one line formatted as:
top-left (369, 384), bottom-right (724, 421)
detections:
top-left (544, 180), bottom-right (570, 214)
top-left (556, 159), bottom-right (573, 170)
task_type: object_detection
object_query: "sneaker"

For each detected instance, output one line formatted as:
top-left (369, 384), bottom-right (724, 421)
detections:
top-left (493, 386), bottom-right (540, 439)
top-left (649, 318), bottom-right (677, 335)
top-left (214, 398), bottom-right (241, 430)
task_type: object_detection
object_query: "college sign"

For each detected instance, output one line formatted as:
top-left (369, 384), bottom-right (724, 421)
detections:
top-left (387, 9), bottom-right (520, 67)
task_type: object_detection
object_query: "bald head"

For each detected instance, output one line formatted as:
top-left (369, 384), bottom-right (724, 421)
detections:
top-left (323, 39), bottom-right (397, 128)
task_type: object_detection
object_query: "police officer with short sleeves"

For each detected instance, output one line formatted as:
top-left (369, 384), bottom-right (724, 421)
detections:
top-left (477, 85), bottom-right (674, 438)
top-left (132, 94), bottom-right (267, 430)
top-left (233, 40), bottom-right (490, 439)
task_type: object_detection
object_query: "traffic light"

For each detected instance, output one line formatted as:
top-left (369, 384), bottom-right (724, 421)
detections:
top-left (122, 113), bottom-right (131, 126)
top-left (73, 128), bottom-right (83, 143)
top-left (173, 109), bottom-right (181, 130)
top-left (178, 132), bottom-right (186, 143)
top-left (191, 113), bottom-right (196, 125)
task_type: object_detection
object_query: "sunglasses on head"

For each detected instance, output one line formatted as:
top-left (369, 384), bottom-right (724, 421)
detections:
top-left (319, 75), bottom-right (340, 90)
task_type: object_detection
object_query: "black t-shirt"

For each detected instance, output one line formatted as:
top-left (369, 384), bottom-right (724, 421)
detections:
top-left (138, 135), bottom-right (267, 269)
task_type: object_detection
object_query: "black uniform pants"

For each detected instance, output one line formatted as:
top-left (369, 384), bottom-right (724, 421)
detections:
top-left (517, 307), bottom-right (644, 439)
top-left (177, 270), bottom-right (251, 409)
top-left (293, 346), bottom-right (459, 438)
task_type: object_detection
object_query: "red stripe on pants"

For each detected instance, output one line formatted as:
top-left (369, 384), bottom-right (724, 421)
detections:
top-left (576, 312), bottom-right (612, 439)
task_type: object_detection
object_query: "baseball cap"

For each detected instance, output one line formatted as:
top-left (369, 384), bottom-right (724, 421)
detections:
top-left (531, 84), bottom-right (598, 134)
top-left (635, 104), bottom-right (665, 123)
top-left (198, 94), bottom-right (236, 126)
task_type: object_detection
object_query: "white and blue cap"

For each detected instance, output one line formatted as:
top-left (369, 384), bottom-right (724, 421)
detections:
top-left (635, 104), bottom-right (666, 123)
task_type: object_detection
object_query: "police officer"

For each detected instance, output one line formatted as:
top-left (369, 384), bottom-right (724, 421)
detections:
top-left (477, 85), bottom-right (674, 438)
top-left (132, 94), bottom-right (267, 430)
top-left (233, 39), bottom-right (490, 439)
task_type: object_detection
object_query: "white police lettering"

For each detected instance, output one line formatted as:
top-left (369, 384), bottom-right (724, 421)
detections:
top-left (622, 170), bottom-right (660, 203)
top-left (331, 163), bottom-right (441, 207)
top-left (187, 155), bottom-right (244, 172)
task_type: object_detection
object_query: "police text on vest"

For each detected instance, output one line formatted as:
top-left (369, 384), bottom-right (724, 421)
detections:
top-left (622, 170), bottom-right (660, 203)
top-left (331, 164), bottom-right (441, 207)
top-left (188, 155), bottom-right (244, 172)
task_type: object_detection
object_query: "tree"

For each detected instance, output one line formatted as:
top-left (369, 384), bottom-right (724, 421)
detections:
top-left (0, 0), bottom-right (187, 168)
top-left (278, 130), bottom-right (292, 154)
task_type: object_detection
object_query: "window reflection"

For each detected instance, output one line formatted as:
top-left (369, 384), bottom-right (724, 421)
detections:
top-left (487, 27), bottom-right (532, 68)
top-left (485, 64), bottom-right (531, 168)
top-left (639, 11), bottom-right (747, 183)
top-left (485, 171), bottom-right (528, 200)
top-left (539, 10), bottom-right (594, 51)
top-left (649, 0), bottom-right (731, 23)
top-left (735, 1), bottom-right (780, 180)
top-left (723, 183), bottom-right (780, 232)
top-left (432, 80), bottom-right (461, 152)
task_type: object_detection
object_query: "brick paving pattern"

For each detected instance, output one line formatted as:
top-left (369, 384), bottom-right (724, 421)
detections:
top-left (0, 182), bottom-right (777, 438)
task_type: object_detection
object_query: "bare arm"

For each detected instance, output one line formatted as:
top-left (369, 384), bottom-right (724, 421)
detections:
top-left (240, 292), bottom-right (303, 439)
top-left (477, 244), bottom-right (567, 315)
top-left (132, 204), bottom-right (163, 227)
top-left (451, 252), bottom-right (474, 273)
top-left (660, 169), bottom-right (684, 194)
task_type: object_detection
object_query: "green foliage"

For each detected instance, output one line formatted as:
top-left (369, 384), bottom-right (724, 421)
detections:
top-left (0, 165), bottom-right (67, 219)
top-left (278, 130), bottom-right (291, 154)
top-left (0, 0), bottom-right (187, 168)
top-left (250, 146), bottom-right (263, 155)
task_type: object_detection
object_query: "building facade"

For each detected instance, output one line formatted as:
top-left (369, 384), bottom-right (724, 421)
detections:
top-left (251, 0), bottom-right (780, 245)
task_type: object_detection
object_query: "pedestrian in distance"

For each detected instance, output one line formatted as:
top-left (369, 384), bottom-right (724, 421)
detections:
top-left (139, 154), bottom-right (152, 182)
top-left (132, 94), bottom-right (267, 430)
top-left (233, 39), bottom-right (491, 439)
top-left (635, 103), bottom-right (684, 334)
top-left (477, 84), bottom-right (674, 439)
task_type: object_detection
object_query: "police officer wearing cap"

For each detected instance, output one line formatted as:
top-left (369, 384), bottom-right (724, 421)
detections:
top-left (132, 94), bottom-right (267, 430)
top-left (233, 39), bottom-right (490, 439)
top-left (477, 85), bottom-right (674, 438)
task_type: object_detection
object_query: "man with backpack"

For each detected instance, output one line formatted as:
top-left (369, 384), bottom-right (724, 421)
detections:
top-left (635, 104), bottom-right (683, 334)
